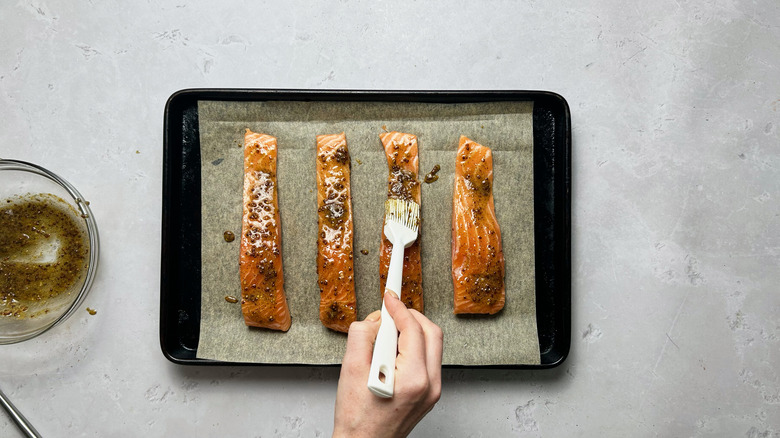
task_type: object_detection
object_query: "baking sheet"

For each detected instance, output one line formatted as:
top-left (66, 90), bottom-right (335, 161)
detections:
top-left (195, 99), bottom-right (540, 365)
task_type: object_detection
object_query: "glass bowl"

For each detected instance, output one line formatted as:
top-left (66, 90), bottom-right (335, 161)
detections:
top-left (0, 159), bottom-right (99, 344)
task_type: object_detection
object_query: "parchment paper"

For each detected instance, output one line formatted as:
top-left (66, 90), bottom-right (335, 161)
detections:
top-left (196, 99), bottom-right (540, 365)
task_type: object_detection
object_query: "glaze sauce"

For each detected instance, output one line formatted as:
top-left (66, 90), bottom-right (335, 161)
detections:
top-left (0, 194), bottom-right (89, 318)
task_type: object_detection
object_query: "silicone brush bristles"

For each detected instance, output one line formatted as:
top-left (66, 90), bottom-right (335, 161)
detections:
top-left (384, 198), bottom-right (420, 232)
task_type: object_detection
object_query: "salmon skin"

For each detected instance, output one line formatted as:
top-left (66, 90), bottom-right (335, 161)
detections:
top-left (452, 136), bottom-right (505, 314)
top-left (379, 131), bottom-right (423, 313)
top-left (316, 132), bottom-right (357, 333)
top-left (240, 129), bottom-right (292, 331)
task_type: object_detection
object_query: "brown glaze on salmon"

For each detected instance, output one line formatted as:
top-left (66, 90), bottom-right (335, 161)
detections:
top-left (452, 136), bottom-right (505, 314)
top-left (379, 131), bottom-right (423, 313)
top-left (316, 132), bottom-right (356, 333)
top-left (240, 129), bottom-right (292, 331)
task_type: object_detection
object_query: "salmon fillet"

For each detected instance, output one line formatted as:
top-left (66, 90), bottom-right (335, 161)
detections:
top-left (316, 132), bottom-right (357, 333)
top-left (452, 136), bottom-right (505, 314)
top-left (379, 131), bottom-right (423, 313)
top-left (240, 129), bottom-right (292, 331)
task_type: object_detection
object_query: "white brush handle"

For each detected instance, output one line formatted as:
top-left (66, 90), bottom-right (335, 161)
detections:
top-left (367, 237), bottom-right (405, 398)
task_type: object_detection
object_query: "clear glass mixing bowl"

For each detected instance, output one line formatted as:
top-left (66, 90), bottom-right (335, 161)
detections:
top-left (0, 159), bottom-right (99, 344)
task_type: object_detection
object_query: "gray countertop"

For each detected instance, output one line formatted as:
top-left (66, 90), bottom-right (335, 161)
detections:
top-left (2, 1), bottom-right (778, 436)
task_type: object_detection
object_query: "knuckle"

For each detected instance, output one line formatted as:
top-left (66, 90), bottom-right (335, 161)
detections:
top-left (429, 382), bottom-right (442, 404)
top-left (347, 320), bottom-right (368, 336)
top-left (401, 375), bottom-right (430, 399)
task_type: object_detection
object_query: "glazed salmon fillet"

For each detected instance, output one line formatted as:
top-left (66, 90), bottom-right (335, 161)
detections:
top-left (452, 136), bottom-right (505, 314)
top-left (240, 129), bottom-right (292, 331)
top-left (316, 132), bottom-right (357, 333)
top-left (379, 131), bottom-right (423, 313)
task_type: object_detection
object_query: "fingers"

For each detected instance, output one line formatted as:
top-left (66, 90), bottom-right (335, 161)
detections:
top-left (409, 309), bottom-right (443, 403)
top-left (341, 311), bottom-right (381, 377)
top-left (383, 292), bottom-right (427, 368)
top-left (383, 291), bottom-right (421, 338)
top-left (384, 292), bottom-right (444, 406)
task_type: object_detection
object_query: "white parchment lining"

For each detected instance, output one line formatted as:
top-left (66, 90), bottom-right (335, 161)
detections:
top-left (196, 100), bottom-right (539, 366)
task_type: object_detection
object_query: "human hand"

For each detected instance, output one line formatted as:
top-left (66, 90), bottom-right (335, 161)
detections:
top-left (333, 291), bottom-right (443, 438)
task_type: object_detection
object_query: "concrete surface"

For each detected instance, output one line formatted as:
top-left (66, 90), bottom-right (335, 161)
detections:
top-left (1, 0), bottom-right (778, 436)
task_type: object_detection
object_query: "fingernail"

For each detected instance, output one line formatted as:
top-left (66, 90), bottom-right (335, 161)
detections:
top-left (366, 311), bottom-right (381, 322)
top-left (385, 289), bottom-right (398, 300)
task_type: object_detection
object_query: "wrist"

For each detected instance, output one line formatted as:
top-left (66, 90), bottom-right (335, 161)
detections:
top-left (333, 424), bottom-right (400, 438)
top-left (332, 426), bottom-right (372, 438)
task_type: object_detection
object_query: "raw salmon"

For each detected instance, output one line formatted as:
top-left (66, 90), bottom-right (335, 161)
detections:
top-left (240, 129), bottom-right (292, 331)
top-left (379, 131), bottom-right (423, 313)
top-left (452, 136), bottom-right (505, 314)
top-left (316, 132), bottom-right (357, 333)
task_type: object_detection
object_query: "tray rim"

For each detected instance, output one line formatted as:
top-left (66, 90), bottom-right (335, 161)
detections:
top-left (161, 88), bottom-right (571, 368)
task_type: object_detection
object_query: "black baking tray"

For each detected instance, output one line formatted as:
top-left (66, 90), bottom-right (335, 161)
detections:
top-left (161, 89), bottom-right (571, 368)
